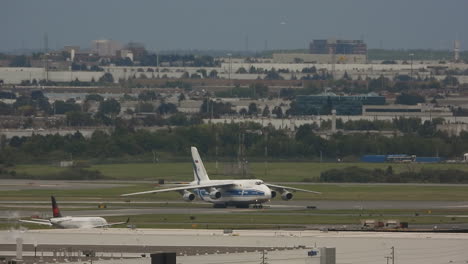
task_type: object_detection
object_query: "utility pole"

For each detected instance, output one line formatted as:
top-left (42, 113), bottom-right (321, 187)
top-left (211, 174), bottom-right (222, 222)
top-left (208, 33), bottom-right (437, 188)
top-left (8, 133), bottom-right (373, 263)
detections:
top-left (210, 100), bottom-right (214, 121)
top-left (227, 53), bottom-right (232, 81)
top-left (215, 130), bottom-right (219, 174)
top-left (385, 256), bottom-right (391, 264)
top-left (156, 52), bottom-right (160, 78)
top-left (409, 53), bottom-right (414, 89)
top-left (384, 246), bottom-right (394, 264)
top-left (260, 250), bottom-right (268, 264)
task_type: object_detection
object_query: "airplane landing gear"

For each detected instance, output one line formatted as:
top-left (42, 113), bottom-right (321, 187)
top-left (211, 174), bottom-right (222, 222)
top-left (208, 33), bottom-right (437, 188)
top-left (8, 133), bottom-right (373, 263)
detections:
top-left (235, 204), bottom-right (250, 209)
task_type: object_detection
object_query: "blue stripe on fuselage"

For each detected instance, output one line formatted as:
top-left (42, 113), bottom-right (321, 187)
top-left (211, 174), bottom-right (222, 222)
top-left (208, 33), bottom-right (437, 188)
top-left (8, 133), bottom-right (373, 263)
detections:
top-left (195, 189), bottom-right (265, 197)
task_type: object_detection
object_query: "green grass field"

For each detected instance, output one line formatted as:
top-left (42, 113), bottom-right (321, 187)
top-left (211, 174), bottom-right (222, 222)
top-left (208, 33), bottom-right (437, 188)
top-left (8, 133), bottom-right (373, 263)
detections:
top-left (13, 162), bottom-right (468, 182)
top-left (3, 161), bottom-right (468, 230)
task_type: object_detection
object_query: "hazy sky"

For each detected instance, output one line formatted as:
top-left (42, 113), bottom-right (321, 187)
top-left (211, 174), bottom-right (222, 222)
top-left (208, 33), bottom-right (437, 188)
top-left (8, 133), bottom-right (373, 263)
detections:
top-left (2, 0), bottom-right (467, 52)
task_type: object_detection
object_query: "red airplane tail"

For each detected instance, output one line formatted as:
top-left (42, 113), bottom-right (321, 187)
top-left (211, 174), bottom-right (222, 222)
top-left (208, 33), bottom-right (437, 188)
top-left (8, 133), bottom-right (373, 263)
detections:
top-left (51, 196), bottom-right (62, 218)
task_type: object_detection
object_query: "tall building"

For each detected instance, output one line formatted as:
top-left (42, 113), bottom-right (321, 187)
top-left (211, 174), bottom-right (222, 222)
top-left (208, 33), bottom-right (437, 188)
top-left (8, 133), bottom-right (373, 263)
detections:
top-left (92, 39), bottom-right (121, 57)
top-left (309, 39), bottom-right (367, 55)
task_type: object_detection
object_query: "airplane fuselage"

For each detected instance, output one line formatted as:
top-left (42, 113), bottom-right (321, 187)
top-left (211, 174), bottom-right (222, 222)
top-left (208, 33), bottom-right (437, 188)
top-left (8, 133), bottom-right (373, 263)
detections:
top-left (50, 216), bottom-right (108, 229)
top-left (121, 147), bottom-right (320, 207)
top-left (190, 179), bottom-right (272, 205)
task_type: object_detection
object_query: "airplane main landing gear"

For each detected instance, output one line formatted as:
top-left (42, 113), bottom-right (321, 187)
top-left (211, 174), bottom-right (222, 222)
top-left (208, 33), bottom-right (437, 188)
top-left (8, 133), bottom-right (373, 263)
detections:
top-left (213, 203), bottom-right (227, 208)
top-left (235, 204), bottom-right (250, 209)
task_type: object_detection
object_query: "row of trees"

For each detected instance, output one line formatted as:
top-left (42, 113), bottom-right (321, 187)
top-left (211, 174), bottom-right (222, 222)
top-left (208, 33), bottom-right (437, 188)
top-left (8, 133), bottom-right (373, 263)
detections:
top-left (320, 166), bottom-right (468, 183)
top-left (278, 75), bottom-right (461, 100)
top-left (1, 122), bottom-right (468, 164)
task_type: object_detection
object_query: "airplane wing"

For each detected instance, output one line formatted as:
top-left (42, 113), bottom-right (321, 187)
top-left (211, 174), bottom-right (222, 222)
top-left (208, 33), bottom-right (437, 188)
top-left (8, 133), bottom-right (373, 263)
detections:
top-left (121, 182), bottom-right (236, 197)
top-left (94, 218), bottom-right (130, 228)
top-left (265, 183), bottom-right (321, 194)
top-left (19, 219), bottom-right (53, 226)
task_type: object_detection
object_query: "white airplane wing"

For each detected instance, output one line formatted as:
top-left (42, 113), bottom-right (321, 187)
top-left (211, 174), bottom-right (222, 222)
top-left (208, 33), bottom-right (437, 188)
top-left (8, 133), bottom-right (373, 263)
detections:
top-left (265, 183), bottom-right (321, 194)
top-left (94, 218), bottom-right (130, 228)
top-left (121, 182), bottom-right (236, 197)
top-left (19, 219), bottom-right (53, 226)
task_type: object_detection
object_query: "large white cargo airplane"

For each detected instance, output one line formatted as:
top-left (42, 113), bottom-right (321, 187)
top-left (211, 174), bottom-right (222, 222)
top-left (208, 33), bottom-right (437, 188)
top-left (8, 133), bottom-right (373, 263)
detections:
top-left (122, 147), bottom-right (320, 208)
top-left (19, 196), bottom-right (129, 229)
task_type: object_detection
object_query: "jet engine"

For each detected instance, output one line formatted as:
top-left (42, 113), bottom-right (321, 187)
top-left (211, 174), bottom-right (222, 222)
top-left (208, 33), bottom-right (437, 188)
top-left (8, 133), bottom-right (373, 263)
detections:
top-left (281, 191), bottom-right (293, 201)
top-left (182, 191), bottom-right (195, 201)
top-left (270, 190), bottom-right (277, 199)
top-left (209, 189), bottom-right (222, 199)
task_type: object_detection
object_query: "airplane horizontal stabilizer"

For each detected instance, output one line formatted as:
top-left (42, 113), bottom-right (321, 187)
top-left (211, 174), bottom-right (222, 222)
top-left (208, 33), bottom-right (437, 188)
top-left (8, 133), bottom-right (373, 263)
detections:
top-left (19, 219), bottom-right (53, 226)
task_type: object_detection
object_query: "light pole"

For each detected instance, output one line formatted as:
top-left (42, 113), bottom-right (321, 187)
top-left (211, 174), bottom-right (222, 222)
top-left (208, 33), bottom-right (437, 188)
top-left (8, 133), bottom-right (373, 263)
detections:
top-left (226, 53), bottom-right (232, 81)
top-left (409, 53), bottom-right (414, 80)
top-left (227, 53), bottom-right (232, 96)
top-left (409, 53), bottom-right (414, 90)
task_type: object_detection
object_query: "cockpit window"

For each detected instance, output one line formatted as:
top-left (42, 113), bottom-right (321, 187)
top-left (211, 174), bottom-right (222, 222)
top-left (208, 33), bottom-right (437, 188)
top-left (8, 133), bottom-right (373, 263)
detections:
top-left (255, 181), bottom-right (263, 185)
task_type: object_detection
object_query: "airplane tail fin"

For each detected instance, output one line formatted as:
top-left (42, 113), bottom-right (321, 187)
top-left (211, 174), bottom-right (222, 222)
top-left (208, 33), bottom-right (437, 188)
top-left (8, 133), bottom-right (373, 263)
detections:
top-left (191, 147), bottom-right (210, 184)
top-left (51, 196), bottom-right (62, 218)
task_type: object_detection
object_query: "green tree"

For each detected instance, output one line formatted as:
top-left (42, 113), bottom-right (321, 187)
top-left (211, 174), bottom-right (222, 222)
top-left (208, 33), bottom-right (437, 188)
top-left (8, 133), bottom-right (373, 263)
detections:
top-left (395, 93), bottom-right (425, 105)
top-left (9, 56), bottom-right (31, 67)
top-left (196, 69), bottom-right (207, 78)
top-left (262, 105), bottom-right (270, 117)
top-left (137, 102), bottom-right (154, 112)
top-left (98, 73), bottom-right (114, 83)
top-left (272, 106), bottom-right (283, 118)
top-left (138, 91), bottom-right (158, 101)
top-left (0, 102), bottom-right (13, 115)
top-left (53, 100), bottom-right (81, 115)
top-left (442, 75), bottom-right (459, 86)
top-left (248, 103), bottom-right (258, 116)
top-left (98, 99), bottom-right (121, 116)
top-left (168, 113), bottom-right (188, 126)
top-left (178, 93), bottom-right (186, 103)
top-left (264, 69), bottom-right (283, 80)
top-left (157, 103), bottom-right (178, 115)
top-left (236, 67), bottom-right (247, 74)
top-left (208, 70), bottom-right (218, 79)
top-left (85, 94), bottom-right (104, 102)
top-left (66, 111), bottom-right (93, 126)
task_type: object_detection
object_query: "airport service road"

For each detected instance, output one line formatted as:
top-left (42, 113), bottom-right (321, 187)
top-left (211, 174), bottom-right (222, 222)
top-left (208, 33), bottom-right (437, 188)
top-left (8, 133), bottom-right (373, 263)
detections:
top-left (0, 179), bottom-right (129, 191)
top-left (1, 229), bottom-right (468, 264)
top-left (2, 200), bottom-right (468, 219)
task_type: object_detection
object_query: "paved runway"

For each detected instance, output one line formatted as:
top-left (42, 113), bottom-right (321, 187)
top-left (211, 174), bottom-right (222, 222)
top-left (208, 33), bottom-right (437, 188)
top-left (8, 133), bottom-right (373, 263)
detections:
top-left (2, 200), bottom-right (468, 219)
top-left (1, 228), bottom-right (468, 264)
top-left (0, 179), bottom-right (129, 191)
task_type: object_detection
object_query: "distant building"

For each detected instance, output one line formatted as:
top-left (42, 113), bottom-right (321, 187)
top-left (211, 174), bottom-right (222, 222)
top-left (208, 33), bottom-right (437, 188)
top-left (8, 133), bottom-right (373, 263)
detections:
top-left (293, 93), bottom-right (386, 115)
top-left (363, 104), bottom-right (453, 117)
top-left (92, 39), bottom-right (121, 57)
top-left (124, 42), bottom-right (147, 61)
top-left (117, 49), bottom-right (134, 61)
top-left (272, 53), bottom-right (366, 64)
top-left (309, 39), bottom-right (367, 55)
top-left (63, 46), bottom-right (80, 53)
top-left (272, 39), bottom-right (367, 64)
